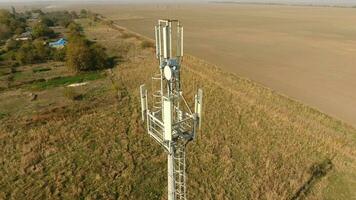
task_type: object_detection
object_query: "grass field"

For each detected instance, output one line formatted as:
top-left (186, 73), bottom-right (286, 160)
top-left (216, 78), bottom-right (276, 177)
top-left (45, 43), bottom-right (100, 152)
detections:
top-left (73, 3), bottom-right (356, 128)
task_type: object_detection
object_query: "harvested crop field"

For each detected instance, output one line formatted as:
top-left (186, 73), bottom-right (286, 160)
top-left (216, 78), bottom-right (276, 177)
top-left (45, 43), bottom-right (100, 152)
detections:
top-left (76, 3), bottom-right (356, 127)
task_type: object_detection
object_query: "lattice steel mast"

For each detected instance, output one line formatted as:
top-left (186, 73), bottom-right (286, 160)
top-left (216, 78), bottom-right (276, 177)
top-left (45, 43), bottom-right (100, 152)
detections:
top-left (140, 19), bottom-right (203, 200)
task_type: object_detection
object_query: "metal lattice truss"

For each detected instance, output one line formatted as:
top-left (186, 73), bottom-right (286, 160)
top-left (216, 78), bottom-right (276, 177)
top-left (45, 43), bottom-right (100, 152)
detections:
top-left (140, 19), bottom-right (203, 200)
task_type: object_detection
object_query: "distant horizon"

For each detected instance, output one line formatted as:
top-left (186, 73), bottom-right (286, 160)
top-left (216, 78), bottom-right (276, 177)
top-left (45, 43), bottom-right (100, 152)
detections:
top-left (0, 0), bottom-right (355, 9)
top-left (0, 0), bottom-right (356, 6)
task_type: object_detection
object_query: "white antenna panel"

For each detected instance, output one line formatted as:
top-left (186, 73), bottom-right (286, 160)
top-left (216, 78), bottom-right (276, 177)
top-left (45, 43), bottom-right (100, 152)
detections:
top-left (169, 22), bottom-right (172, 57)
top-left (177, 26), bottom-right (183, 57)
top-left (163, 98), bottom-right (172, 141)
top-left (140, 84), bottom-right (147, 121)
top-left (181, 27), bottom-right (184, 56)
top-left (163, 26), bottom-right (170, 58)
top-left (195, 88), bottom-right (203, 129)
top-left (155, 26), bottom-right (160, 58)
top-left (140, 20), bottom-right (202, 200)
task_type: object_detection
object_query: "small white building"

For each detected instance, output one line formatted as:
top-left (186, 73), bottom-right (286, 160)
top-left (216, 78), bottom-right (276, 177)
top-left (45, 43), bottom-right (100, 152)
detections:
top-left (15, 32), bottom-right (32, 41)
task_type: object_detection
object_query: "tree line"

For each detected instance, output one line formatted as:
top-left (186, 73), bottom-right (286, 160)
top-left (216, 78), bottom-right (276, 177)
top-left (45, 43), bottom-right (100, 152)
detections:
top-left (0, 8), bottom-right (111, 73)
top-left (66, 22), bottom-right (111, 72)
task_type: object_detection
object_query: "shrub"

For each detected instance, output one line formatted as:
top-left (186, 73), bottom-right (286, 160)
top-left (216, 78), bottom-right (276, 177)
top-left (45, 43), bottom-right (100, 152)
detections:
top-left (66, 38), bottom-right (93, 72)
top-left (80, 9), bottom-right (88, 18)
top-left (0, 9), bottom-right (26, 40)
top-left (32, 67), bottom-right (51, 73)
top-left (33, 39), bottom-right (51, 60)
top-left (0, 24), bottom-right (11, 40)
top-left (104, 20), bottom-right (114, 26)
top-left (90, 44), bottom-right (109, 69)
top-left (40, 16), bottom-right (54, 27)
top-left (15, 40), bottom-right (52, 64)
top-left (63, 87), bottom-right (82, 101)
top-left (0, 50), bottom-right (16, 61)
top-left (121, 32), bottom-right (135, 39)
top-left (0, 9), bottom-right (12, 24)
top-left (52, 47), bottom-right (66, 61)
top-left (66, 35), bottom-right (109, 72)
top-left (0, 112), bottom-right (7, 119)
top-left (15, 42), bottom-right (35, 64)
top-left (70, 11), bottom-right (78, 19)
top-left (4, 39), bottom-right (19, 51)
top-left (141, 40), bottom-right (154, 49)
top-left (67, 22), bottom-right (83, 37)
top-left (40, 10), bottom-right (77, 27)
top-left (32, 22), bottom-right (55, 39)
top-left (14, 27), bottom-right (24, 35)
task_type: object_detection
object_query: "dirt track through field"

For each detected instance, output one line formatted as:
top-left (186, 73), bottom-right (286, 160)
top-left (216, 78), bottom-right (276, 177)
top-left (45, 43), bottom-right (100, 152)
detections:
top-left (81, 3), bottom-right (356, 127)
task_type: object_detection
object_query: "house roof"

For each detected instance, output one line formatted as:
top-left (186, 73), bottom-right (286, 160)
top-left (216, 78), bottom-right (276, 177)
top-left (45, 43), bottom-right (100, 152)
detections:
top-left (49, 38), bottom-right (67, 46)
top-left (20, 31), bottom-right (32, 37)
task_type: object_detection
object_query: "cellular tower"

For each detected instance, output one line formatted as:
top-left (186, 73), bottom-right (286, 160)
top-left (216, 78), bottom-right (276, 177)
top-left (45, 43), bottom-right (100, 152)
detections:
top-left (140, 19), bottom-right (203, 200)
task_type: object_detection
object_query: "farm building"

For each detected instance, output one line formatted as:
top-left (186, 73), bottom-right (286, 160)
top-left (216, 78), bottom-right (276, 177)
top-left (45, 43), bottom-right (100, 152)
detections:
top-left (49, 38), bottom-right (67, 48)
top-left (15, 31), bottom-right (32, 41)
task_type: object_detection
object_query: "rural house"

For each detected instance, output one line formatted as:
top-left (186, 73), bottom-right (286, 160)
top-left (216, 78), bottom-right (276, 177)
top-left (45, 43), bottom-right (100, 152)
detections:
top-left (15, 31), bottom-right (32, 41)
top-left (49, 38), bottom-right (67, 48)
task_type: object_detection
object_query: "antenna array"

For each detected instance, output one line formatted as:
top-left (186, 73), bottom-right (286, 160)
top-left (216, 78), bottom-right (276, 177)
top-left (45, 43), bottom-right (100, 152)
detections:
top-left (140, 19), bottom-right (203, 200)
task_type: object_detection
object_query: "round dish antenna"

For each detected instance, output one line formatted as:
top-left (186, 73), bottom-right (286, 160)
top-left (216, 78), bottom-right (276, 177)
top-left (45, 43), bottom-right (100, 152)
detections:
top-left (164, 66), bottom-right (172, 81)
top-left (140, 19), bottom-right (203, 200)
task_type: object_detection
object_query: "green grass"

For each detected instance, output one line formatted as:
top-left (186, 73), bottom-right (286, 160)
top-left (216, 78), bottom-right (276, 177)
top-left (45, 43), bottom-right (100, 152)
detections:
top-left (29, 72), bottom-right (105, 90)
top-left (13, 71), bottom-right (26, 80)
top-left (0, 50), bottom-right (15, 61)
top-left (32, 67), bottom-right (52, 73)
top-left (0, 112), bottom-right (7, 119)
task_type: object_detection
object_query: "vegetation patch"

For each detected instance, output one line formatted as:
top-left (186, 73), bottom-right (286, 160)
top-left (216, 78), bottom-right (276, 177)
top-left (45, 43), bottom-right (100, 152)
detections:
top-left (0, 111), bottom-right (7, 119)
top-left (0, 9), bottom-right (73, 66)
top-left (121, 32), bottom-right (135, 39)
top-left (65, 22), bottom-right (112, 72)
top-left (141, 40), bottom-right (154, 49)
top-left (32, 67), bottom-right (51, 73)
top-left (13, 71), bottom-right (25, 80)
top-left (29, 72), bottom-right (104, 90)
top-left (63, 87), bottom-right (83, 101)
top-left (0, 68), bottom-right (10, 76)
top-left (81, 85), bottom-right (109, 100)
top-left (291, 159), bottom-right (333, 200)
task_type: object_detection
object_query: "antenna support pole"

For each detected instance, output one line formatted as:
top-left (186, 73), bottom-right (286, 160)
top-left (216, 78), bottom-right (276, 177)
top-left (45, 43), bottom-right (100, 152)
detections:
top-left (140, 19), bottom-right (203, 200)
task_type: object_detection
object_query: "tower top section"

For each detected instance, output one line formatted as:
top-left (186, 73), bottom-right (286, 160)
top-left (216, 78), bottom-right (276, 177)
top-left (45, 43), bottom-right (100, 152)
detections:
top-left (155, 19), bottom-right (183, 67)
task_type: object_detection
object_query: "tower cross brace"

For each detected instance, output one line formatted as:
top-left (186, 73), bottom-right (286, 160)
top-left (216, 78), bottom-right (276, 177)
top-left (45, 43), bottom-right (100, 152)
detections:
top-left (140, 19), bottom-right (203, 200)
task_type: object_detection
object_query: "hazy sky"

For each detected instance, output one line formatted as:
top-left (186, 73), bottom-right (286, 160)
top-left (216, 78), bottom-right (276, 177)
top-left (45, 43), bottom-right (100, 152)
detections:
top-left (0, 0), bottom-right (356, 5)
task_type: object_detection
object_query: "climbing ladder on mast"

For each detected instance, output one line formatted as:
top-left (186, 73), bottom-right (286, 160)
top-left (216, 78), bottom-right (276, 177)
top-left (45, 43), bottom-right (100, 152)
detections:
top-left (174, 143), bottom-right (187, 200)
top-left (140, 19), bottom-right (203, 200)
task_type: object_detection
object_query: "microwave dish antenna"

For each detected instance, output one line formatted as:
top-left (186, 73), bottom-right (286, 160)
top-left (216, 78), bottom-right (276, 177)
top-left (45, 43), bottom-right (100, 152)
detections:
top-left (140, 19), bottom-right (203, 200)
